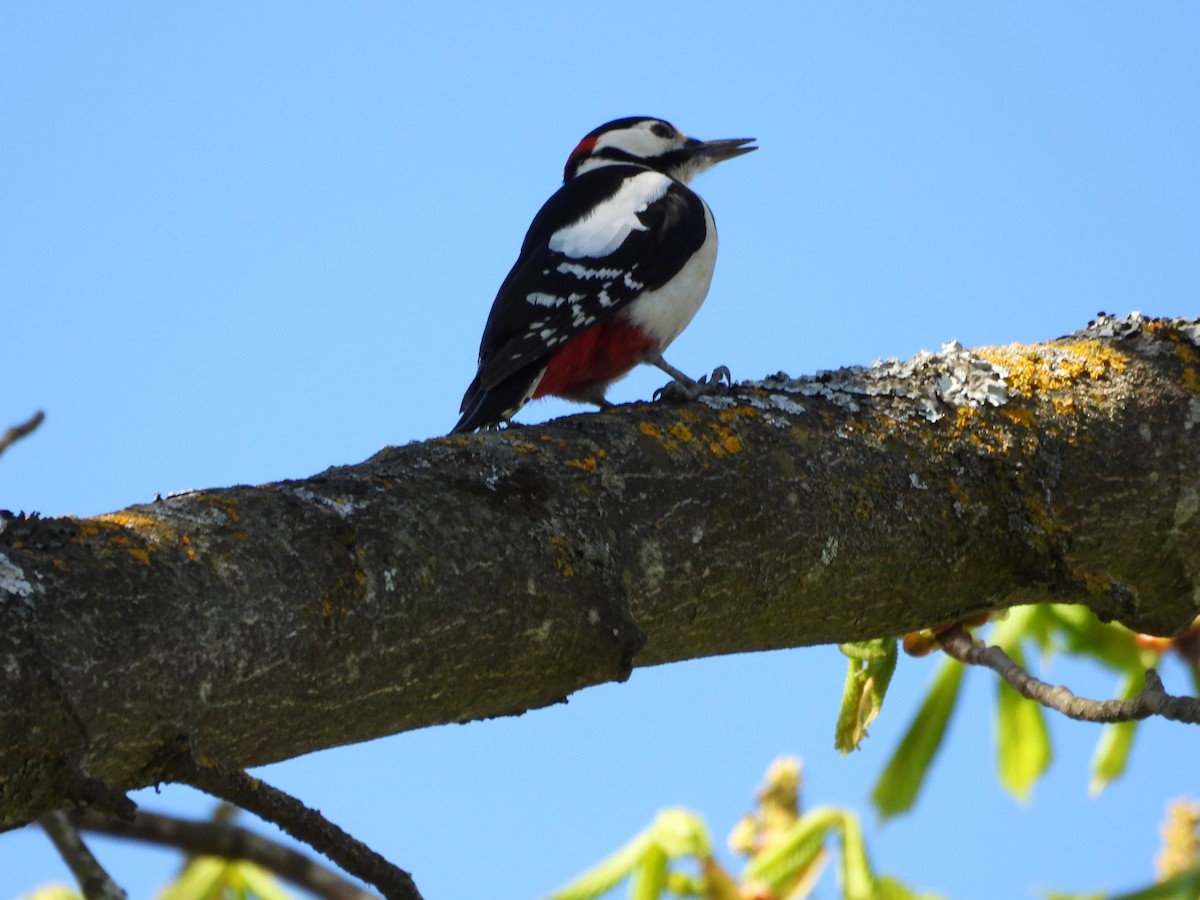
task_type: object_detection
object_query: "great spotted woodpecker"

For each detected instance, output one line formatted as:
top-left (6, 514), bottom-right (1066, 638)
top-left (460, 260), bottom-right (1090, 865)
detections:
top-left (452, 116), bottom-right (755, 434)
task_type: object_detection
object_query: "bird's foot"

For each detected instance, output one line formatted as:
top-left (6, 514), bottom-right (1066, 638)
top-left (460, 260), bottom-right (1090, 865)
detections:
top-left (653, 365), bottom-right (733, 403)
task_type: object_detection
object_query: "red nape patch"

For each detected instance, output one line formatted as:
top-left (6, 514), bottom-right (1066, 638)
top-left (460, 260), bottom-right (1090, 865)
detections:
top-left (567, 136), bottom-right (597, 165)
top-left (534, 320), bottom-right (657, 400)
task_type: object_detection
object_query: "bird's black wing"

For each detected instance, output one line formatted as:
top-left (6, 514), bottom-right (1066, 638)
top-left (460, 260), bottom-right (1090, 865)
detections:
top-left (469, 165), bottom-right (708, 395)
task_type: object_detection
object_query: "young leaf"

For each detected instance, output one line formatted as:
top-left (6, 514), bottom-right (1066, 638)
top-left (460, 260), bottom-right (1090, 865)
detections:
top-left (1089, 672), bottom-right (1141, 795)
top-left (158, 857), bottom-right (231, 900)
top-left (987, 607), bottom-right (1053, 801)
top-left (1047, 604), bottom-right (1146, 672)
top-left (835, 640), bottom-right (899, 753)
top-left (544, 826), bottom-right (658, 900)
top-left (630, 844), bottom-right (669, 900)
top-left (836, 811), bottom-right (877, 900)
top-left (871, 658), bottom-right (965, 819)
top-left (236, 862), bottom-right (298, 900)
top-left (544, 809), bottom-right (710, 900)
top-left (995, 653), bottom-right (1052, 802)
top-left (742, 806), bottom-right (841, 896)
top-left (876, 874), bottom-right (949, 899)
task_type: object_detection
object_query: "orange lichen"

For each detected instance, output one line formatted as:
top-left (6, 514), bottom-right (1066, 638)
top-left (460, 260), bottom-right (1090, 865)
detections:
top-left (978, 339), bottom-right (1128, 396)
top-left (639, 422), bottom-right (662, 439)
top-left (668, 422), bottom-right (694, 443)
top-left (549, 535), bottom-right (576, 577)
top-left (701, 422), bottom-right (742, 457)
top-left (97, 513), bottom-right (158, 531)
top-left (1076, 570), bottom-right (1114, 596)
top-left (947, 478), bottom-right (970, 506)
top-left (127, 548), bottom-right (151, 566)
top-left (717, 406), bottom-right (761, 422)
top-left (1002, 406), bottom-right (1035, 428)
top-left (1053, 396), bottom-right (1080, 416)
top-left (568, 455), bottom-right (600, 473)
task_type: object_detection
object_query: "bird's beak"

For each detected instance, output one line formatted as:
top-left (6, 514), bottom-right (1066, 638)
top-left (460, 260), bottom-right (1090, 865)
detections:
top-left (688, 136), bottom-right (758, 164)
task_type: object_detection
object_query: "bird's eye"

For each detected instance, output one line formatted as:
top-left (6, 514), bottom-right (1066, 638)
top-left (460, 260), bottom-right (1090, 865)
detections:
top-left (650, 122), bottom-right (675, 139)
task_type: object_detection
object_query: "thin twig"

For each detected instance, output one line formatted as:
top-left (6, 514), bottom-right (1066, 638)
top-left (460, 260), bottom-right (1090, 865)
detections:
top-left (938, 625), bottom-right (1200, 724)
top-left (71, 807), bottom-right (378, 900)
top-left (39, 810), bottom-right (127, 900)
top-left (177, 758), bottom-right (423, 900)
top-left (0, 410), bottom-right (45, 459)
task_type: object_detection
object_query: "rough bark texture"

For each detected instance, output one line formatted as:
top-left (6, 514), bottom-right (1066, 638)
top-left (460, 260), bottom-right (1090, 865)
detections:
top-left (2, 313), bottom-right (1198, 830)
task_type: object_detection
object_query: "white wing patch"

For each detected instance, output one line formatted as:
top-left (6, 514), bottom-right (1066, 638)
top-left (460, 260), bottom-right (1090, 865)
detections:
top-left (548, 171), bottom-right (672, 258)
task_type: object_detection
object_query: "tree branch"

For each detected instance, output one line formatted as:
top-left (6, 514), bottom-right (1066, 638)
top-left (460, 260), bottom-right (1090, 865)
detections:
top-left (176, 757), bottom-right (421, 900)
top-left (71, 806), bottom-right (379, 900)
top-left (3, 314), bottom-right (1199, 830)
top-left (937, 624), bottom-right (1200, 724)
top-left (0, 409), bottom-right (45, 459)
top-left (39, 809), bottom-right (126, 900)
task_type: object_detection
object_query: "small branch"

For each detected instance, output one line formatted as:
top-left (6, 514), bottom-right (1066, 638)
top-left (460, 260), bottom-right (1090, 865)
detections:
top-left (0, 410), bottom-right (45, 459)
top-left (39, 810), bottom-right (127, 900)
top-left (71, 807), bottom-right (377, 900)
top-left (938, 625), bottom-right (1200, 724)
top-left (177, 757), bottom-right (422, 900)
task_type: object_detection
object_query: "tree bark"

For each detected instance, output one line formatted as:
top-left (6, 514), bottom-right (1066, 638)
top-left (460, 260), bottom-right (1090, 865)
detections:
top-left (2, 313), bottom-right (1198, 830)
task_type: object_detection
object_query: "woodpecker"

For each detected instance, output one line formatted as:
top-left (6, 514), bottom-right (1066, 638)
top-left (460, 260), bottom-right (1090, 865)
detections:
top-left (452, 116), bottom-right (755, 433)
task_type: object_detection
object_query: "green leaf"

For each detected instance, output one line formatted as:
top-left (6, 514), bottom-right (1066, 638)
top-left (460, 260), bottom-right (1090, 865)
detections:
top-left (1046, 604), bottom-right (1146, 673)
top-left (835, 640), bottom-right (899, 753)
top-left (989, 605), bottom-right (1047, 657)
top-left (1110, 861), bottom-right (1200, 900)
top-left (1089, 672), bottom-right (1141, 795)
top-left (995, 641), bottom-right (1052, 802)
top-left (18, 887), bottom-right (83, 900)
top-left (158, 857), bottom-right (230, 900)
top-left (543, 809), bottom-right (710, 900)
top-left (631, 845), bottom-right (669, 900)
top-left (836, 812), bottom-right (876, 900)
top-left (236, 862), bottom-right (298, 900)
top-left (871, 658), bottom-right (965, 819)
top-left (741, 806), bottom-right (841, 896)
top-left (987, 607), bottom-right (1054, 801)
top-left (544, 827), bottom-right (659, 900)
top-left (877, 874), bottom-right (949, 900)
top-left (648, 809), bottom-right (711, 860)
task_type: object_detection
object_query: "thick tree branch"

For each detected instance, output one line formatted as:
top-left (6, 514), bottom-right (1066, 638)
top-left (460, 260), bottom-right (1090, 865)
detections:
top-left (3, 314), bottom-right (1198, 830)
top-left (71, 806), bottom-right (377, 900)
top-left (937, 625), bottom-right (1200, 723)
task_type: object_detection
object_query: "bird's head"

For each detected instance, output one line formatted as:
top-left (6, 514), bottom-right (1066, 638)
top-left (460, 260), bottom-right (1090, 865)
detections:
top-left (563, 117), bottom-right (756, 184)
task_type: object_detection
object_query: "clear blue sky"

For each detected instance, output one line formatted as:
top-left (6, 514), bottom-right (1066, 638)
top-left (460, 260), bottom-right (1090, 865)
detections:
top-left (3, 4), bottom-right (1198, 898)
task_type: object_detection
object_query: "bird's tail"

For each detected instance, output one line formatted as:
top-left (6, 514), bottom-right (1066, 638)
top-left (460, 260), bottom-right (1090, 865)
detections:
top-left (450, 365), bottom-right (544, 434)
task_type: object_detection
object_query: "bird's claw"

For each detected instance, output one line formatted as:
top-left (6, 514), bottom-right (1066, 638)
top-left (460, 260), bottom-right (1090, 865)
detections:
top-left (653, 365), bottom-right (733, 403)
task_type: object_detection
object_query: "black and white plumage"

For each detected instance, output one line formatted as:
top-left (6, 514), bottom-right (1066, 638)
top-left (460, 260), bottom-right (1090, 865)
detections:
top-left (452, 116), bottom-right (755, 434)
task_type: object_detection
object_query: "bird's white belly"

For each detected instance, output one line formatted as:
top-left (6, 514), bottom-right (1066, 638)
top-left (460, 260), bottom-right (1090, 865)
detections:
top-left (623, 203), bottom-right (718, 349)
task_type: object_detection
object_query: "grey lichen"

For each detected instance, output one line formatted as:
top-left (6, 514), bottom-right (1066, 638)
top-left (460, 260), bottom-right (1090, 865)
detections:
top-left (732, 339), bottom-right (1011, 424)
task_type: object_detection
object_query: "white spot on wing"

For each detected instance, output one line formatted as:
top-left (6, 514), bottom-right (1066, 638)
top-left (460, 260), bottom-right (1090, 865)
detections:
top-left (557, 261), bottom-right (625, 280)
top-left (527, 293), bottom-right (566, 307)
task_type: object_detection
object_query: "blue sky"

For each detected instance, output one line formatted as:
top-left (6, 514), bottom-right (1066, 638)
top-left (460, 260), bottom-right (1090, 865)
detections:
top-left (3, 4), bottom-right (1198, 898)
